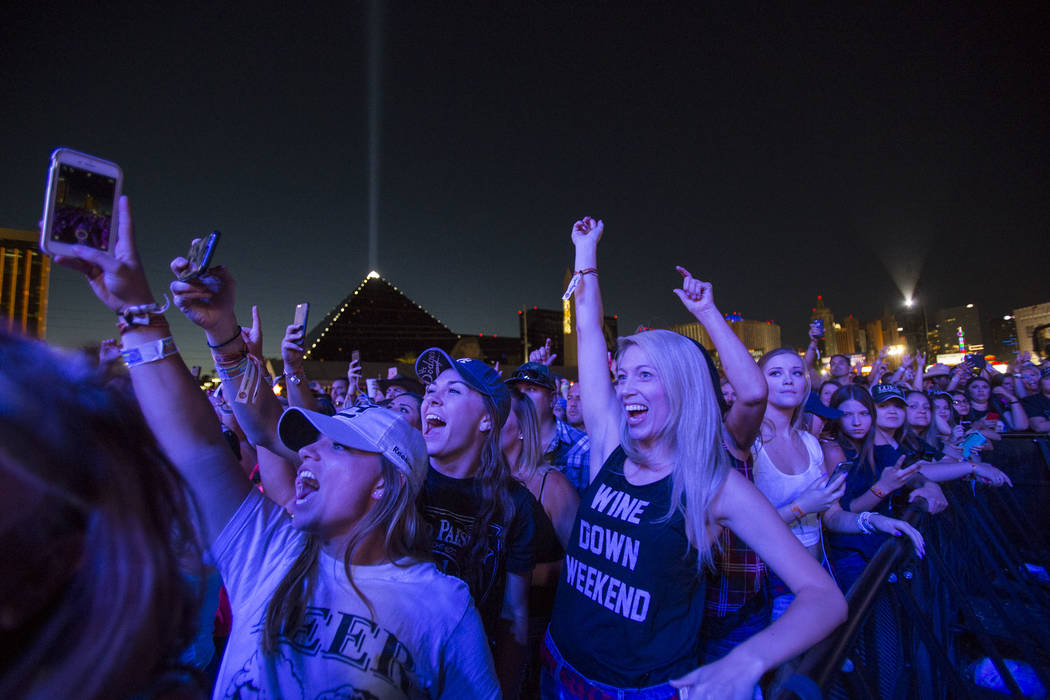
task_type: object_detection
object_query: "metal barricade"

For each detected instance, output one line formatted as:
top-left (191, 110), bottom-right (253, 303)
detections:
top-left (774, 434), bottom-right (1050, 700)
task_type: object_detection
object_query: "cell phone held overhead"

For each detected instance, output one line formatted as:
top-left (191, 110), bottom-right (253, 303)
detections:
top-left (293, 303), bottom-right (310, 333)
top-left (177, 231), bottom-right (221, 281)
top-left (39, 148), bottom-right (123, 258)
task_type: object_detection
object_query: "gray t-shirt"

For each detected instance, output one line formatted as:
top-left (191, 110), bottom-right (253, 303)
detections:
top-left (211, 491), bottom-right (499, 699)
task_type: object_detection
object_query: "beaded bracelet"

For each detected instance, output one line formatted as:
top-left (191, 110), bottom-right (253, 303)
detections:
top-left (121, 336), bottom-right (178, 368)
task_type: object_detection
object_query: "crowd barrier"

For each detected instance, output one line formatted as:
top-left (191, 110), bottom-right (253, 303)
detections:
top-left (774, 434), bottom-right (1050, 700)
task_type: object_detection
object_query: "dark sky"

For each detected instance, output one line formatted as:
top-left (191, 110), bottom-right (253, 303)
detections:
top-left (3, 2), bottom-right (1048, 370)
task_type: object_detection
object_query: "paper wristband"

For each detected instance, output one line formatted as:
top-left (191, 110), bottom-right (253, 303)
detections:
top-left (121, 337), bottom-right (178, 368)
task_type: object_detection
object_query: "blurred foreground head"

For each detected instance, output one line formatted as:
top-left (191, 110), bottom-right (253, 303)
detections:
top-left (0, 330), bottom-right (202, 699)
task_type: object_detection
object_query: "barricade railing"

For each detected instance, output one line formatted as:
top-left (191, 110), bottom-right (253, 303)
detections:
top-left (773, 434), bottom-right (1050, 700)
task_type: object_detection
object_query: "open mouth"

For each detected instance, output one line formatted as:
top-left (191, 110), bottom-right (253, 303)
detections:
top-left (295, 469), bottom-right (320, 503)
top-left (625, 403), bottom-right (648, 424)
top-left (423, 413), bottom-right (446, 436)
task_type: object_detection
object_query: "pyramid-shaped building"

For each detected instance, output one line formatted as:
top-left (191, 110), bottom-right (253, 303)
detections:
top-left (303, 272), bottom-right (460, 363)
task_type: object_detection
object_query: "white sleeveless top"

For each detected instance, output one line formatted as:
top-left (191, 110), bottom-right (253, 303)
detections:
top-left (753, 431), bottom-right (826, 548)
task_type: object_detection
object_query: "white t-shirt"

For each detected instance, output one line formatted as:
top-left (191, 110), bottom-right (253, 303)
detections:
top-left (753, 431), bottom-right (826, 548)
top-left (211, 491), bottom-right (499, 699)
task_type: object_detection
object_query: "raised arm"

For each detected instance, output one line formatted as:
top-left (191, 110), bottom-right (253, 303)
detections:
top-left (570, 217), bottom-right (621, 473)
top-left (803, 322), bottom-right (823, 389)
top-left (280, 320), bottom-right (321, 412)
top-left (169, 263), bottom-right (300, 465)
top-left (55, 197), bottom-right (250, 546)
top-left (673, 266), bottom-right (766, 451)
top-left (993, 384), bottom-right (1029, 432)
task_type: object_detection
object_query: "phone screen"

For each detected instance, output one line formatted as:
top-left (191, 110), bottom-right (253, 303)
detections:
top-left (50, 163), bottom-right (117, 249)
top-left (294, 303), bottom-right (309, 331)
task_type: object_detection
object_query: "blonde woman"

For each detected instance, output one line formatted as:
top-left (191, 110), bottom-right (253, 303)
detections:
top-left (542, 217), bottom-right (846, 700)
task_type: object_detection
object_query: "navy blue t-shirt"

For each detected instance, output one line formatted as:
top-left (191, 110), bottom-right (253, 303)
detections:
top-left (549, 446), bottom-right (705, 687)
top-left (1022, 393), bottom-right (1050, 422)
top-left (829, 444), bottom-right (904, 560)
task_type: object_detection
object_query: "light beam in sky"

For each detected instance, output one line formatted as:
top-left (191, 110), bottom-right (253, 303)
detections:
top-left (367, 0), bottom-right (383, 273)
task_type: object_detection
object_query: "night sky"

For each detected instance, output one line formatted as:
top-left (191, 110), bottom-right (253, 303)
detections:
top-left (3, 2), bottom-right (1048, 370)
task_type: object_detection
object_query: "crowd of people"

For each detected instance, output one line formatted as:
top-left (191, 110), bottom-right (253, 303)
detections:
top-left (4, 199), bottom-right (1045, 699)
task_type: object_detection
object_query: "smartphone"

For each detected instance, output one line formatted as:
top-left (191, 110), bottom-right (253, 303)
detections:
top-left (967, 354), bottom-right (987, 370)
top-left (900, 449), bottom-right (926, 470)
top-left (813, 319), bottom-right (825, 339)
top-left (825, 461), bottom-right (852, 487)
top-left (293, 302), bottom-right (310, 333)
top-left (352, 349), bottom-right (361, 365)
top-left (40, 148), bottom-right (123, 258)
top-left (177, 231), bottom-right (221, 281)
top-left (960, 431), bottom-right (988, 459)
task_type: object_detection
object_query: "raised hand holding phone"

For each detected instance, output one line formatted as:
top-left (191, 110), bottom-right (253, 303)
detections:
top-left (40, 148), bottom-right (123, 258)
top-left (52, 196), bottom-right (153, 312)
top-left (176, 231), bottom-right (221, 281)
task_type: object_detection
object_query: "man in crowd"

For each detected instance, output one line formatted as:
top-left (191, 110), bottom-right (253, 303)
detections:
top-left (380, 371), bottom-right (425, 401)
top-left (1021, 366), bottom-right (1050, 433)
top-left (565, 381), bottom-right (584, 430)
top-left (925, 363), bottom-right (952, 391)
top-left (328, 377), bottom-right (349, 408)
top-left (505, 360), bottom-right (591, 493)
top-left (828, 353), bottom-right (852, 386)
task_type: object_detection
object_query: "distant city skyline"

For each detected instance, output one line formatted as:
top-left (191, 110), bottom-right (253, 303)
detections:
top-left (2, 4), bottom-right (1046, 371)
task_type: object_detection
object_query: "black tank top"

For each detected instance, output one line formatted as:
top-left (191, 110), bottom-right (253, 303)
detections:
top-left (549, 446), bottom-right (705, 687)
top-left (533, 468), bottom-right (565, 565)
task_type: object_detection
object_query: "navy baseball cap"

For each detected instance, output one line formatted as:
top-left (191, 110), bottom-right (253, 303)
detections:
top-left (505, 361), bottom-right (558, 392)
top-left (415, 347), bottom-right (510, 427)
top-left (871, 384), bottom-right (907, 405)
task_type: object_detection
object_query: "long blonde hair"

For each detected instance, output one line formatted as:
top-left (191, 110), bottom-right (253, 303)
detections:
top-left (617, 329), bottom-right (731, 574)
top-left (507, 387), bottom-right (543, 481)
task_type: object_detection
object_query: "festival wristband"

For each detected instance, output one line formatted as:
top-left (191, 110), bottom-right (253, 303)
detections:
top-left (561, 268), bottom-right (598, 301)
top-left (121, 336), bottom-right (178, 368)
top-left (870, 484), bottom-right (886, 499)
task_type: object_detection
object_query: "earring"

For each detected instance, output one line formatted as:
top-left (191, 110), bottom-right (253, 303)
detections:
top-left (519, 434), bottom-right (524, 440)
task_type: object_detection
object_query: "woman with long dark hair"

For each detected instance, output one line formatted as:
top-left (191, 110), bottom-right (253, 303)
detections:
top-left (413, 347), bottom-right (535, 698)
top-left (544, 217), bottom-right (846, 699)
top-left (0, 329), bottom-right (203, 700)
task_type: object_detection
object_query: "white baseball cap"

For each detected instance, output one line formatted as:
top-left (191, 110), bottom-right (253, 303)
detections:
top-left (278, 404), bottom-right (428, 488)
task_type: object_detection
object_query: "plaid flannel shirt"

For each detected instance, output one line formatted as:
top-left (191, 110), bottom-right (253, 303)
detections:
top-left (543, 419), bottom-right (591, 494)
top-left (704, 451), bottom-right (766, 616)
